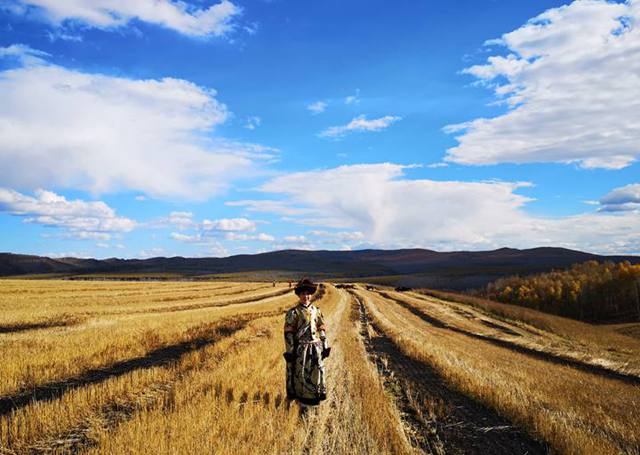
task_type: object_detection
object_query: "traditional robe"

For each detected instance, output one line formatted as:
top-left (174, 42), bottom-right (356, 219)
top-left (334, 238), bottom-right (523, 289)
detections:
top-left (284, 302), bottom-right (328, 405)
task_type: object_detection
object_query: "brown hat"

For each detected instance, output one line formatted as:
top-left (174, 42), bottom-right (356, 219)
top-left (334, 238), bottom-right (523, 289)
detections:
top-left (294, 277), bottom-right (317, 295)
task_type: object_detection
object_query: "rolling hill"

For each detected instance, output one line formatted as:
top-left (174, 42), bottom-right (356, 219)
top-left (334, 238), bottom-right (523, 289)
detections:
top-left (1, 247), bottom-right (639, 289)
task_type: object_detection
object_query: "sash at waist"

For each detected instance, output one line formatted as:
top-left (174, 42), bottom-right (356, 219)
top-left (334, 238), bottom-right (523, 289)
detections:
top-left (298, 339), bottom-right (322, 346)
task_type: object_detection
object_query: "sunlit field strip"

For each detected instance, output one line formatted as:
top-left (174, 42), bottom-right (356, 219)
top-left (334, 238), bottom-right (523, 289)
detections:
top-left (359, 289), bottom-right (640, 454)
top-left (0, 283), bottom-right (287, 337)
top-left (0, 280), bottom-right (244, 299)
top-left (386, 290), bottom-right (640, 376)
top-left (0, 286), bottom-right (296, 399)
top-left (79, 286), bottom-right (414, 455)
top-left (0, 280), bottom-right (272, 322)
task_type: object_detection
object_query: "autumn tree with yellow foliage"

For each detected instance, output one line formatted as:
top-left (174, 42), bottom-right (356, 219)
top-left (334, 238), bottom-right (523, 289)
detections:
top-left (483, 261), bottom-right (640, 322)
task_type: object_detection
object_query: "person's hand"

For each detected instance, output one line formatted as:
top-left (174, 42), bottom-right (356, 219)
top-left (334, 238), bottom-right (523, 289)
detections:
top-left (321, 347), bottom-right (331, 359)
top-left (283, 352), bottom-right (295, 362)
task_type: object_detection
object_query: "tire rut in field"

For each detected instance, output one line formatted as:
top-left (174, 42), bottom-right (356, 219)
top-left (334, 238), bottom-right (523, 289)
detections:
top-left (296, 285), bottom-right (342, 455)
top-left (0, 310), bottom-right (283, 419)
top-left (354, 291), bottom-right (548, 455)
top-left (378, 291), bottom-right (640, 386)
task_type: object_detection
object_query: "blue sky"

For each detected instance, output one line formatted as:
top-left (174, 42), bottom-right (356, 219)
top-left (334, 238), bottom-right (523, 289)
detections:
top-left (0, 0), bottom-right (639, 258)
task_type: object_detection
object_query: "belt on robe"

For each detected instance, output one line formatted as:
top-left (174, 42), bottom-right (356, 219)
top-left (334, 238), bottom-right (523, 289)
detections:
top-left (298, 339), bottom-right (322, 346)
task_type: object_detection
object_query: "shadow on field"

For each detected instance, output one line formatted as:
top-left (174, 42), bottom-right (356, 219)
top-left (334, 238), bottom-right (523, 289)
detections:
top-left (0, 319), bottom-right (250, 417)
top-left (378, 291), bottom-right (640, 386)
top-left (0, 320), bottom-right (78, 334)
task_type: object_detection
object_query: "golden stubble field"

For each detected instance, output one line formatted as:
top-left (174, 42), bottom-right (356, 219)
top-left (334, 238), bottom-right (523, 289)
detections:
top-left (0, 279), bottom-right (639, 454)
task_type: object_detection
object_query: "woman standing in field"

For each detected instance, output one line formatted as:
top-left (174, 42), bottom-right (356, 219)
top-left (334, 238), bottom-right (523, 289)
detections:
top-left (283, 277), bottom-right (330, 405)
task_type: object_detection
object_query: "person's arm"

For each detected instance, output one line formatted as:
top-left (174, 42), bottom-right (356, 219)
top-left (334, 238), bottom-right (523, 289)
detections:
top-left (283, 309), bottom-right (297, 361)
top-left (317, 308), bottom-right (331, 358)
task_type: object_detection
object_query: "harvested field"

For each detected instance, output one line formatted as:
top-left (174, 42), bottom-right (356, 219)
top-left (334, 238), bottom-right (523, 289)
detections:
top-left (1, 279), bottom-right (638, 454)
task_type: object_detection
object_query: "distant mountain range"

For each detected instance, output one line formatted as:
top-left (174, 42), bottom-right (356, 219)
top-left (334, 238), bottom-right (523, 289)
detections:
top-left (2, 247), bottom-right (639, 290)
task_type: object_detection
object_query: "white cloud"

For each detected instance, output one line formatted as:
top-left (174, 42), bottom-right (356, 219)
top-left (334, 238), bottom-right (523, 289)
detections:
top-left (170, 232), bottom-right (201, 243)
top-left (138, 247), bottom-right (165, 259)
top-left (283, 235), bottom-right (307, 243)
top-left (231, 163), bottom-right (640, 254)
top-left (168, 212), bottom-right (195, 229)
top-left (244, 116), bottom-right (261, 130)
top-left (308, 230), bottom-right (365, 244)
top-left (0, 50), bottom-right (274, 199)
top-left (307, 101), bottom-right (328, 114)
top-left (224, 232), bottom-right (274, 242)
top-left (226, 199), bottom-right (312, 216)
top-left (45, 250), bottom-right (92, 259)
top-left (11, 0), bottom-right (242, 37)
top-left (599, 183), bottom-right (640, 212)
top-left (62, 231), bottom-right (112, 241)
top-left (344, 89), bottom-right (360, 105)
top-left (445, 0), bottom-right (640, 169)
top-left (0, 188), bottom-right (136, 239)
top-left (0, 43), bottom-right (49, 65)
top-left (319, 115), bottom-right (401, 138)
top-left (169, 215), bottom-right (271, 249)
top-left (202, 217), bottom-right (256, 231)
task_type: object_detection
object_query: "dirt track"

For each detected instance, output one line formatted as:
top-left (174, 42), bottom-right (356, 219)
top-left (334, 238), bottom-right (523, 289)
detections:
top-left (352, 291), bottom-right (548, 455)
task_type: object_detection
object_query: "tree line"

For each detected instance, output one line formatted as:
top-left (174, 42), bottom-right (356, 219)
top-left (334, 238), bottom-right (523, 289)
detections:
top-left (479, 261), bottom-right (640, 322)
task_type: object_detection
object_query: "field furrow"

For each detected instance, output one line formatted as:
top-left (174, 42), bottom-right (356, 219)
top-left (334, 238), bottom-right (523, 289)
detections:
top-left (359, 288), bottom-right (640, 454)
top-left (379, 291), bottom-right (640, 385)
top-left (353, 290), bottom-right (546, 455)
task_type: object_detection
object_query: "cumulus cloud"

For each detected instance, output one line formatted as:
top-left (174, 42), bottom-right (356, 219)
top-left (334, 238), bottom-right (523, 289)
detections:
top-left (167, 213), bottom-right (273, 251)
top-left (162, 212), bottom-right (196, 230)
top-left (202, 217), bottom-right (256, 231)
top-left (445, 0), bottom-right (640, 169)
top-left (244, 116), bottom-right (261, 130)
top-left (10, 0), bottom-right (242, 37)
top-left (599, 183), bottom-right (640, 212)
top-left (230, 163), bottom-right (640, 254)
top-left (307, 101), bottom-right (328, 114)
top-left (224, 232), bottom-right (274, 242)
top-left (0, 188), bottom-right (135, 239)
top-left (0, 49), bottom-right (274, 199)
top-left (319, 115), bottom-right (401, 138)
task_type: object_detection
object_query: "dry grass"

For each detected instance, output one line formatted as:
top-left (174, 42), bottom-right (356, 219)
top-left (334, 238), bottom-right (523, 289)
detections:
top-left (4, 278), bottom-right (639, 454)
top-left (606, 322), bottom-right (640, 340)
top-left (359, 288), bottom-right (640, 455)
top-left (82, 286), bottom-right (415, 455)
top-left (387, 290), bottom-right (640, 377)
top-left (413, 288), bottom-right (640, 363)
top-left (0, 280), bottom-right (292, 399)
top-left (0, 281), bottom-right (416, 454)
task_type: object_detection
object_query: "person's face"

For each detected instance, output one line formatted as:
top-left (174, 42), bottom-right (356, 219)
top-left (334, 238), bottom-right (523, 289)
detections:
top-left (298, 291), bottom-right (312, 305)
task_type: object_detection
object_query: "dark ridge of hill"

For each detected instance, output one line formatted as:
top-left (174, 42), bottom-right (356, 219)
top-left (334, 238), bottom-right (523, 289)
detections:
top-left (1, 247), bottom-right (639, 289)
